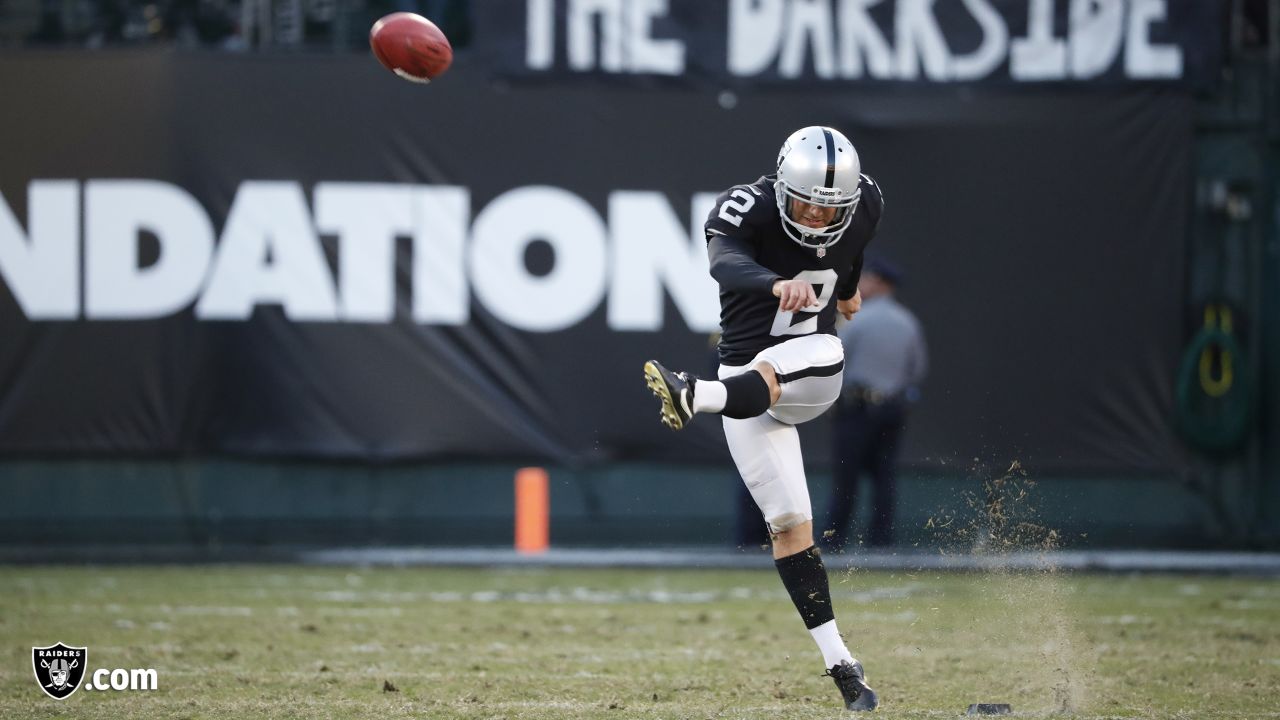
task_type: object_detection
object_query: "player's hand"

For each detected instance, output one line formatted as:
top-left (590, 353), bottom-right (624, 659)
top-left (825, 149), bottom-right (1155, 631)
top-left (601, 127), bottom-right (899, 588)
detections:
top-left (837, 290), bottom-right (862, 320)
top-left (773, 279), bottom-right (818, 313)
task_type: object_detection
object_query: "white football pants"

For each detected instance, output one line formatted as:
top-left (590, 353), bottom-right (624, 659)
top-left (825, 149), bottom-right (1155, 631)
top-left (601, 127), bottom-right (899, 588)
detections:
top-left (719, 334), bottom-right (845, 534)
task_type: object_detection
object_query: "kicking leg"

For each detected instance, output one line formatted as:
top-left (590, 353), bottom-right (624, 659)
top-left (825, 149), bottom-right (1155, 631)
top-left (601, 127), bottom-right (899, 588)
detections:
top-left (643, 359), bottom-right (774, 430)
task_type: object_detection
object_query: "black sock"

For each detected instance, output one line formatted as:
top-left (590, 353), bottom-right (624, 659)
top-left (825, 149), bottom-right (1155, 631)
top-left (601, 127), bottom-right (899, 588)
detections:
top-left (774, 545), bottom-right (835, 630)
top-left (720, 370), bottom-right (772, 419)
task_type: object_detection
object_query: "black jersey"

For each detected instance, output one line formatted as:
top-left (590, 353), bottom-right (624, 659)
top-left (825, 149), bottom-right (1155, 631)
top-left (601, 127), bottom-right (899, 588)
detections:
top-left (704, 173), bottom-right (885, 365)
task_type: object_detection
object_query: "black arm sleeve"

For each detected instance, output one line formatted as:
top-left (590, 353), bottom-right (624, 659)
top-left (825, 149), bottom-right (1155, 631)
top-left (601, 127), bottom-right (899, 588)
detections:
top-left (836, 252), bottom-right (864, 301)
top-left (708, 233), bottom-right (783, 294)
top-left (836, 176), bottom-right (885, 301)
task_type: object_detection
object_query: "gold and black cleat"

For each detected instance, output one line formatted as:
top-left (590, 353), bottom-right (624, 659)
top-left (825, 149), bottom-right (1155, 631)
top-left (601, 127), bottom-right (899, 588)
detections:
top-left (643, 360), bottom-right (695, 431)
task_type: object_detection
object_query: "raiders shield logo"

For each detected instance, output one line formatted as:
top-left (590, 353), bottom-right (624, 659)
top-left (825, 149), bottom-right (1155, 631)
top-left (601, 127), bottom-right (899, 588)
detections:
top-left (32, 642), bottom-right (87, 700)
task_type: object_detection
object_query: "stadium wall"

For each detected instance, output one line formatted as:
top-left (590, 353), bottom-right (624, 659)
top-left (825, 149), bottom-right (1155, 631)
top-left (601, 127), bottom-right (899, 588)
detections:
top-left (0, 459), bottom-right (1223, 551)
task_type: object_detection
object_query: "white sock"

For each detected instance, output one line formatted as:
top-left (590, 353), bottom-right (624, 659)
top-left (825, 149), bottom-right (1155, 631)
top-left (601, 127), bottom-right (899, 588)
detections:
top-left (809, 619), bottom-right (855, 669)
top-left (691, 380), bottom-right (727, 414)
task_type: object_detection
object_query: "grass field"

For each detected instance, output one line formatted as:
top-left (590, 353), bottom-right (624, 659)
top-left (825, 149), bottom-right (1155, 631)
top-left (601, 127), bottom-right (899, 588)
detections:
top-left (2, 564), bottom-right (1278, 719)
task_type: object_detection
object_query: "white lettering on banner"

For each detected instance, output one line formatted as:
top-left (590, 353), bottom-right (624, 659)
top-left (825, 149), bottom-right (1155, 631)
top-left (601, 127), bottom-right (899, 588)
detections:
top-left (412, 187), bottom-right (470, 325)
top-left (836, 0), bottom-right (893, 78)
top-left (728, 0), bottom-right (784, 76)
top-left (314, 183), bottom-right (409, 323)
top-left (196, 182), bottom-right (339, 320)
top-left (470, 186), bottom-right (608, 332)
top-left (1125, 0), bottom-right (1181, 78)
top-left (86, 180), bottom-right (215, 319)
top-left (627, 0), bottom-right (685, 74)
top-left (527, 0), bottom-right (555, 69)
top-left (1009, 0), bottom-right (1183, 80)
top-left (634, 0), bottom-right (1185, 83)
top-left (564, 0), bottom-right (685, 74)
top-left (779, 0), bottom-right (837, 80)
top-left (1069, 0), bottom-right (1124, 79)
top-left (608, 191), bottom-right (719, 332)
top-left (0, 181), bottom-right (722, 332)
top-left (894, 0), bottom-right (951, 80)
top-left (0, 181), bottom-right (77, 319)
top-left (569, 0), bottom-right (624, 71)
top-left (952, 0), bottom-right (1007, 80)
top-left (1010, 0), bottom-right (1067, 79)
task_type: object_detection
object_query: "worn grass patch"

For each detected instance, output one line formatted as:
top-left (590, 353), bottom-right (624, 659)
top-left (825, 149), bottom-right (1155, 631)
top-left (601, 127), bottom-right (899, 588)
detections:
top-left (1, 565), bottom-right (1278, 718)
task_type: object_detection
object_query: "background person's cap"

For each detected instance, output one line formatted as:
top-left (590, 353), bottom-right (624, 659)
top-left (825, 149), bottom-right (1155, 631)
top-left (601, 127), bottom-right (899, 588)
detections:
top-left (864, 255), bottom-right (905, 287)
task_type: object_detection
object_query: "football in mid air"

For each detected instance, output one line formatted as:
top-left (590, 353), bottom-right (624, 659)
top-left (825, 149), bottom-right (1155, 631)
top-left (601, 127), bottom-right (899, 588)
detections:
top-left (369, 12), bottom-right (452, 83)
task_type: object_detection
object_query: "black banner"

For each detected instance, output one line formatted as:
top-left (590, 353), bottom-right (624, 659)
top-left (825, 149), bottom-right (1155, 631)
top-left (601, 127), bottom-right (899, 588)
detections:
top-left (0, 51), bottom-right (1191, 472)
top-left (473, 0), bottom-right (1222, 88)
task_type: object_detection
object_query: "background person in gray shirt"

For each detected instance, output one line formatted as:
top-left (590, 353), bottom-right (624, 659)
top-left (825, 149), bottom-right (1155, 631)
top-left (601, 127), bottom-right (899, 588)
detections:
top-left (822, 256), bottom-right (927, 549)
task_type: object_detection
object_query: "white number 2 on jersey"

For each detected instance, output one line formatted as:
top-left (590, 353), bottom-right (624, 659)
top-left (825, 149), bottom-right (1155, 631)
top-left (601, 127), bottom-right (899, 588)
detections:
top-left (770, 269), bottom-right (838, 336)
top-left (717, 188), bottom-right (756, 227)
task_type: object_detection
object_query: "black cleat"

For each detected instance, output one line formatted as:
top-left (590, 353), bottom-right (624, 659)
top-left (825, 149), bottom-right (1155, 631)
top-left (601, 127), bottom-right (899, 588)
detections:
top-left (826, 659), bottom-right (879, 711)
top-left (643, 360), bottom-right (695, 430)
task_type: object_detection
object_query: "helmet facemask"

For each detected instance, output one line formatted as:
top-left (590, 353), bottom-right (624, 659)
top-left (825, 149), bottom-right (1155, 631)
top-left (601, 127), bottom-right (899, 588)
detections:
top-left (776, 182), bottom-right (861, 251)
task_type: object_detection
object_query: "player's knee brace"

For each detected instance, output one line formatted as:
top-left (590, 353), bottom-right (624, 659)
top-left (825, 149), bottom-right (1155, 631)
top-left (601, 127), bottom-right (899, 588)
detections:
top-left (720, 370), bottom-right (772, 419)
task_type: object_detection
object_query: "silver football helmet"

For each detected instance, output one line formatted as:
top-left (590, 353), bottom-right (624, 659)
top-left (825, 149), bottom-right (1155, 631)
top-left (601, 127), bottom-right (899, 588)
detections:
top-left (775, 126), bottom-right (862, 252)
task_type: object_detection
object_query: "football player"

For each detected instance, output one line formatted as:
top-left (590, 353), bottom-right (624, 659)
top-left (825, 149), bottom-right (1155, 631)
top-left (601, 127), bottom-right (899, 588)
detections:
top-left (644, 126), bottom-right (884, 711)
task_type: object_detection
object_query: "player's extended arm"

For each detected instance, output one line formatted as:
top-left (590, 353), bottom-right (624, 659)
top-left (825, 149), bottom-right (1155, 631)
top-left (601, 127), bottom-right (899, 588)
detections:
top-left (835, 252), bottom-right (864, 301)
top-left (707, 233), bottom-right (783, 294)
top-left (836, 177), bottom-right (884, 301)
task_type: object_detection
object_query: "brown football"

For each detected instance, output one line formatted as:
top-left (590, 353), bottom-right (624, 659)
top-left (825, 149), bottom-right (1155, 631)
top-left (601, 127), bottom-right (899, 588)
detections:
top-left (370, 12), bottom-right (453, 83)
